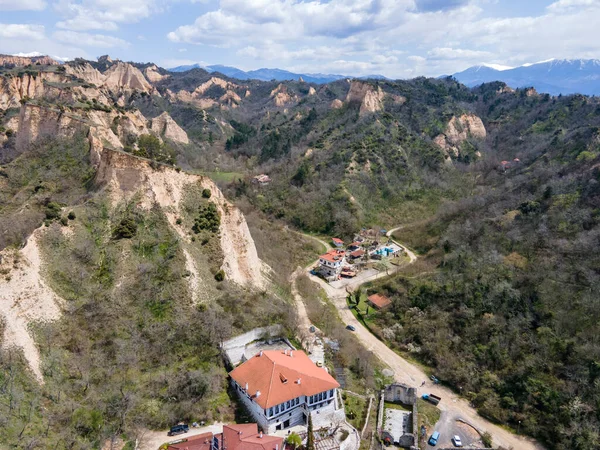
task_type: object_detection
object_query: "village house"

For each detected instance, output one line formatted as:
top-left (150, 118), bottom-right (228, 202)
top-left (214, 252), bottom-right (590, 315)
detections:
top-left (331, 238), bottom-right (344, 247)
top-left (348, 249), bottom-right (365, 261)
top-left (347, 242), bottom-right (362, 252)
top-left (318, 249), bottom-right (346, 279)
top-left (229, 350), bottom-right (341, 433)
top-left (367, 293), bottom-right (392, 310)
top-left (167, 424), bottom-right (283, 450)
top-left (252, 174), bottom-right (272, 186)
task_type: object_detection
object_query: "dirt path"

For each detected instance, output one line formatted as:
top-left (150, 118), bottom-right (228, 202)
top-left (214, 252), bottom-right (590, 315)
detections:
top-left (293, 228), bottom-right (545, 450)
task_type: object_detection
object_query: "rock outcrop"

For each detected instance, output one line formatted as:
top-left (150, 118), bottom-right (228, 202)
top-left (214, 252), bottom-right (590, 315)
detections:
top-left (0, 54), bottom-right (58, 67)
top-left (270, 84), bottom-right (298, 106)
top-left (308, 86), bottom-right (317, 96)
top-left (103, 61), bottom-right (152, 93)
top-left (16, 104), bottom-right (84, 149)
top-left (64, 61), bottom-right (105, 86)
top-left (330, 99), bottom-right (343, 109)
top-left (151, 112), bottom-right (189, 144)
top-left (144, 65), bottom-right (168, 83)
top-left (345, 81), bottom-right (385, 115)
top-left (433, 113), bottom-right (487, 159)
top-left (167, 77), bottom-right (244, 109)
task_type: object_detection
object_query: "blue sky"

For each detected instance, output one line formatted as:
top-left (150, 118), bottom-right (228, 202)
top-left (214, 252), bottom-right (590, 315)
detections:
top-left (1, 0), bottom-right (599, 77)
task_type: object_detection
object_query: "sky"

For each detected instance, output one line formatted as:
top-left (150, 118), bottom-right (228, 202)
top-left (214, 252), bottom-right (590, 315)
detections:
top-left (1, 0), bottom-right (599, 78)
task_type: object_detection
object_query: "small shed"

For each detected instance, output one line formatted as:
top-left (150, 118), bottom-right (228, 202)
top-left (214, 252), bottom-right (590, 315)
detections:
top-left (367, 293), bottom-right (391, 309)
top-left (332, 238), bottom-right (344, 247)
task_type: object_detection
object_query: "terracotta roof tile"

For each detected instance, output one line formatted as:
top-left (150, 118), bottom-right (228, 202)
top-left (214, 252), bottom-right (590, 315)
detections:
top-left (229, 350), bottom-right (339, 409)
top-left (168, 432), bottom-right (214, 450)
top-left (367, 294), bottom-right (392, 309)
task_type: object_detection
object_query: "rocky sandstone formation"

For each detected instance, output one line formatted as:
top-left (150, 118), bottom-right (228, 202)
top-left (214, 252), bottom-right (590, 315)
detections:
top-left (270, 84), bottom-right (298, 106)
top-left (345, 81), bottom-right (385, 115)
top-left (0, 54), bottom-right (57, 66)
top-left (308, 86), bottom-right (317, 96)
top-left (144, 65), bottom-right (168, 83)
top-left (151, 112), bottom-right (189, 144)
top-left (103, 61), bottom-right (152, 93)
top-left (433, 113), bottom-right (487, 159)
top-left (64, 62), bottom-right (105, 86)
top-left (330, 99), bottom-right (344, 109)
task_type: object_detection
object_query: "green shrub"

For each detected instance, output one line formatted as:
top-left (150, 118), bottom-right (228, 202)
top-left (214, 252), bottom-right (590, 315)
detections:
top-left (45, 202), bottom-right (62, 220)
top-left (60, 217), bottom-right (68, 226)
top-left (214, 270), bottom-right (225, 282)
top-left (176, 218), bottom-right (182, 225)
top-left (113, 217), bottom-right (137, 239)
top-left (202, 188), bottom-right (212, 199)
top-left (482, 432), bottom-right (492, 448)
top-left (68, 211), bottom-right (76, 220)
top-left (192, 202), bottom-right (220, 233)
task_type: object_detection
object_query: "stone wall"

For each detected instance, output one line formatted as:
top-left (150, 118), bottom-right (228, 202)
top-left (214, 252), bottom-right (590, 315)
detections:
top-left (221, 325), bottom-right (283, 366)
top-left (383, 383), bottom-right (417, 405)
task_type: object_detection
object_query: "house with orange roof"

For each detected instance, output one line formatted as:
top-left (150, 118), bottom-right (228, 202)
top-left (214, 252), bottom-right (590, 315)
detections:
top-left (367, 293), bottom-right (392, 310)
top-left (318, 249), bottom-right (346, 279)
top-left (167, 424), bottom-right (283, 450)
top-left (229, 350), bottom-right (342, 433)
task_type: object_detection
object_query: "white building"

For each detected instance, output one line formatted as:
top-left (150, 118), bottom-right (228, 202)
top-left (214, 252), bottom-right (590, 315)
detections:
top-left (229, 350), bottom-right (341, 433)
top-left (318, 249), bottom-right (346, 279)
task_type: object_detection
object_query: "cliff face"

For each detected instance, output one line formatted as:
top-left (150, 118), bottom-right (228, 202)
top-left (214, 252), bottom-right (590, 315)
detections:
top-left (15, 104), bottom-right (85, 149)
top-left (433, 113), bottom-right (487, 159)
top-left (168, 76), bottom-right (244, 109)
top-left (151, 112), bottom-right (189, 144)
top-left (103, 61), bottom-right (152, 93)
top-left (345, 81), bottom-right (385, 115)
top-left (0, 54), bottom-right (58, 66)
top-left (270, 84), bottom-right (298, 106)
top-left (144, 65), bottom-right (168, 83)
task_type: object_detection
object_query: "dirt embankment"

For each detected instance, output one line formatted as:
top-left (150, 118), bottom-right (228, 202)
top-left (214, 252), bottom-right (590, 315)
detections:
top-left (95, 149), bottom-right (267, 290)
top-left (0, 229), bottom-right (63, 383)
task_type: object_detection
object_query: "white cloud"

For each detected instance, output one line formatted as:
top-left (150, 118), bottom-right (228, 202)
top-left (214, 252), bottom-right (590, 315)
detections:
top-left (427, 47), bottom-right (492, 60)
top-left (0, 0), bottom-right (45, 10)
top-left (54, 0), bottom-right (163, 31)
top-left (0, 24), bottom-right (46, 40)
top-left (53, 30), bottom-right (130, 48)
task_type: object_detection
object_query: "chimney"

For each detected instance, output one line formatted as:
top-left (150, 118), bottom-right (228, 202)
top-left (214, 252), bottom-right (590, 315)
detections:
top-left (256, 390), bottom-right (261, 398)
top-left (259, 432), bottom-right (263, 439)
top-left (276, 445), bottom-right (279, 450)
top-left (259, 351), bottom-right (263, 357)
top-left (290, 350), bottom-right (293, 357)
top-left (296, 378), bottom-right (301, 385)
top-left (284, 349), bottom-right (288, 356)
top-left (245, 382), bottom-right (249, 391)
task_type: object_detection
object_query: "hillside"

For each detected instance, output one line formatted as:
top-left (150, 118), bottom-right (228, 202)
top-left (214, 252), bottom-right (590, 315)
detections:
top-left (1, 56), bottom-right (600, 449)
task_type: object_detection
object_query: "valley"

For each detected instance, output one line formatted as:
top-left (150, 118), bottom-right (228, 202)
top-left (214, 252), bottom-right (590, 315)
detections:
top-left (1, 54), bottom-right (599, 450)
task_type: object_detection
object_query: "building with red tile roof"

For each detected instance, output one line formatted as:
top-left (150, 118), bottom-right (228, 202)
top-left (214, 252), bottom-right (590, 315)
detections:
top-left (229, 350), bottom-right (341, 433)
top-left (367, 293), bottom-right (392, 309)
top-left (167, 425), bottom-right (283, 450)
top-left (318, 249), bottom-right (346, 279)
top-left (331, 238), bottom-right (344, 247)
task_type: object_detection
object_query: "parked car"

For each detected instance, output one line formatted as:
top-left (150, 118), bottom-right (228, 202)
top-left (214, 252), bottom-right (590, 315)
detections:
top-left (421, 393), bottom-right (442, 405)
top-left (452, 435), bottom-right (463, 447)
top-left (430, 375), bottom-right (440, 384)
top-left (168, 424), bottom-right (189, 436)
top-left (346, 324), bottom-right (356, 331)
top-left (428, 431), bottom-right (440, 446)
top-left (309, 325), bottom-right (316, 333)
top-left (310, 270), bottom-right (318, 276)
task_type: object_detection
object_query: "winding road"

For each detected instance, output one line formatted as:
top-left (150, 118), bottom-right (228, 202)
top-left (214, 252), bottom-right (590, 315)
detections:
top-left (291, 228), bottom-right (545, 450)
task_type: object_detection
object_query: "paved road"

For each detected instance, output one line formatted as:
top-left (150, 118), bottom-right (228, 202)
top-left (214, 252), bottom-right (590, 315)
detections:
top-left (294, 229), bottom-right (545, 450)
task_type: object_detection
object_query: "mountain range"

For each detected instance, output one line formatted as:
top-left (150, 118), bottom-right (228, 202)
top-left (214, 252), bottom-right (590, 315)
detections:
top-left (168, 63), bottom-right (387, 84)
top-left (450, 58), bottom-right (600, 96)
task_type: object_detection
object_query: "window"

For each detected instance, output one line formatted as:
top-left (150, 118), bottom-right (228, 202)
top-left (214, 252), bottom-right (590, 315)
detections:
top-left (269, 407), bottom-right (273, 416)
top-left (287, 401), bottom-right (291, 408)
top-left (296, 398), bottom-right (300, 405)
top-left (276, 405), bottom-right (279, 414)
top-left (330, 390), bottom-right (334, 398)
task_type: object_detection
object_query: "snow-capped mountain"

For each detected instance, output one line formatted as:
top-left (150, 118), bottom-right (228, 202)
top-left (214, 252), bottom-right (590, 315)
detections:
top-left (451, 59), bottom-right (600, 95)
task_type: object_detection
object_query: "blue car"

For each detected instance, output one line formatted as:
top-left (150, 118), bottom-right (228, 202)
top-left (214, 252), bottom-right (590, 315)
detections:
top-left (428, 431), bottom-right (440, 446)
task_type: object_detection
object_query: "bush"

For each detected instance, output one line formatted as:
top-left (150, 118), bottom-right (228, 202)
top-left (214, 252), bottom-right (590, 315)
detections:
top-left (60, 217), bottom-right (68, 226)
top-left (192, 202), bottom-right (220, 234)
top-left (482, 431), bottom-right (492, 448)
top-left (113, 217), bottom-right (137, 239)
top-left (68, 211), bottom-right (76, 220)
top-left (45, 202), bottom-right (62, 220)
top-left (176, 218), bottom-right (182, 225)
top-left (202, 189), bottom-right (212, 199)
top-left (214, 270), bottom-right (225, 282)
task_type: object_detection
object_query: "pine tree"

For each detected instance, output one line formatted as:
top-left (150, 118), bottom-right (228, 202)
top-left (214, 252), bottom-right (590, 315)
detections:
top-left (306, 414), bottom-right (315, 450)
